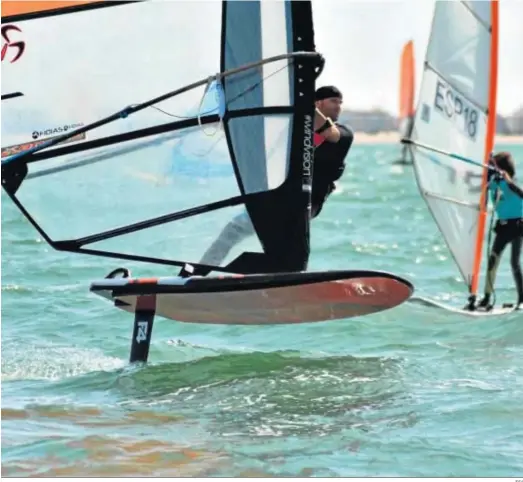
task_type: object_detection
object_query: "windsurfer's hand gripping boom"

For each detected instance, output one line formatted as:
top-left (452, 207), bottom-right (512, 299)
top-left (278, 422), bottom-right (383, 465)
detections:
top-left (314, 107), bottom-right (340, 143)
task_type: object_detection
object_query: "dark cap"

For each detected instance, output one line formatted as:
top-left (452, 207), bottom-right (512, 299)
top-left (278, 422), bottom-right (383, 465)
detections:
top-left (315, 85), bottom-right (342, 101)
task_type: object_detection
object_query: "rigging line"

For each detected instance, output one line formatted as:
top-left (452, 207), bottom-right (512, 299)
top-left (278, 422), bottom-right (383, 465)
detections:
top-left (198, 77), bottom-right (223, 137)
top-left (145, 60), bottom-right (292, 147)
top-left (198, 60), bottom-right (291, 138)
top-left (144, 61), bottom-right (291, 120)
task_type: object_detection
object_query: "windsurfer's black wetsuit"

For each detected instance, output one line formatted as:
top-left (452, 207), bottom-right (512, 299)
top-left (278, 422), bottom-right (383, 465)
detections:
top-left (477, 175), bottom-right (523, 310)
top-left (311, 123), bottom-right (354, 217)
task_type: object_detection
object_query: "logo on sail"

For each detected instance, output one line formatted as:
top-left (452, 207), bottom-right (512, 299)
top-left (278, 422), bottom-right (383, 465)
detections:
top-left (32, 123), bottom-right (84, 140)
top-left (433, 80), bottom-right (479, 141)
top-left (302, 114), bottom-right (313, 192)
top-left (1, 124), bottom-right (86, 159)
top-left (1, 25), bottom-right (25, 63)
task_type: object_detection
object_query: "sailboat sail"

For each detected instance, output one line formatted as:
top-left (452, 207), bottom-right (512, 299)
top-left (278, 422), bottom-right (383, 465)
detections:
top-left (1, 0), bottom-right (323, 275)
top-left (398, 40), bottom-right (415, 140)
top-left (409, 0), bottom-right (498, 295)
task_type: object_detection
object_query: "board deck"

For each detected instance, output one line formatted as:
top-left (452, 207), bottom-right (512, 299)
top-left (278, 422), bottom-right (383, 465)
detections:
top-left (90, 270), bottom-right (415, 325)
top-left (409, 296), bottom-right (519, 317)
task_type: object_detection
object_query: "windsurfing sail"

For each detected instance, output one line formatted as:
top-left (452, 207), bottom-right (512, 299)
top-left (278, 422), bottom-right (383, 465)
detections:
top-left (409, 0), bottom-right (498, 301)
top-left (398, 40), bottom-right (415, 143)
top-left (1, 0), bottom-right (324, 275)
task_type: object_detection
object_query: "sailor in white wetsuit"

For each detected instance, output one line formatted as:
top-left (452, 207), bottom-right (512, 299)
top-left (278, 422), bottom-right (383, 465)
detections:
top-left (181, 86), bottom-right (354, 276)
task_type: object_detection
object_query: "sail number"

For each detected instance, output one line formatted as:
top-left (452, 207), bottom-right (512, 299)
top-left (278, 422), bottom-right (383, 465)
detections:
top-left (433, 81), bottom-right (479, 140)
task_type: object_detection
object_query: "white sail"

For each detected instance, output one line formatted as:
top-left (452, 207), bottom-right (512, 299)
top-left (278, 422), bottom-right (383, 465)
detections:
top-left (410, 0), bottom-right (498, 293)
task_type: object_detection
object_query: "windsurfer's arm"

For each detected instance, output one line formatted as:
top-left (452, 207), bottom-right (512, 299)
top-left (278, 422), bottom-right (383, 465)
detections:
top-left (314, 108), bottom-right (340, 143)
top-left (314, 124), bottom-right (354, 183)
top-left (336, 124), bottom-right (354, 150)
top-left (501, 171), bottom-right (523, 198)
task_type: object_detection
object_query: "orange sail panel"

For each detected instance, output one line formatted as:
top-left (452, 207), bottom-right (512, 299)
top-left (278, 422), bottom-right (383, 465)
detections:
top-left (2, 1), bottom-right (125, 19)
top-left (398, 40), bottom-right (415, 120)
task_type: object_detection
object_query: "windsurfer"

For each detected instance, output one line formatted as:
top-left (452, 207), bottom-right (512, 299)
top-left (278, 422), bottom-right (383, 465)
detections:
top-left (476, 152), bottom-right (523, 311)
top-left (180, 85), bottom-right (354, 277)
top-left (310, 85), bottom-right (354, 217)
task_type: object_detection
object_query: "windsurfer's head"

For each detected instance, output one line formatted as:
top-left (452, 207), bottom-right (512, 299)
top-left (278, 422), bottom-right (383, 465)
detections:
top-left (315, 85), bottom-right (343, 121)
top-left (493, 151), bottom-right (515, 178)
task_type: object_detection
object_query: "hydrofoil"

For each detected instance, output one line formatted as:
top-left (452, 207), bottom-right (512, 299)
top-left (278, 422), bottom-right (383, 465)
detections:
top-left (91, 268), bottom-right (414, 362)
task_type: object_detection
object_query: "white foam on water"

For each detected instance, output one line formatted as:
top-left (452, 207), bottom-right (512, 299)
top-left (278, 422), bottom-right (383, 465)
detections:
top-left (1, 342), bottom-right (125, 382)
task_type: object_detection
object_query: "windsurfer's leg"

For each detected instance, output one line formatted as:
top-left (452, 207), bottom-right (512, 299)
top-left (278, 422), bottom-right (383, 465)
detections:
top-left (199, 211), bottom-right (254, 266)
top-left (311, 184), bottom-right (334, 219)
top-left (480, 229), bottom-right (510, 308)
top-left (510, 230), bottom-right (523, 306)
top-left (178, 212), bottom-right (254, 277)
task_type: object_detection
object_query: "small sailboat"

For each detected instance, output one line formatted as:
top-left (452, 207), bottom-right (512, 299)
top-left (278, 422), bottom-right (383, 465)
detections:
top-left (395, 39), bottom-right (415, 165)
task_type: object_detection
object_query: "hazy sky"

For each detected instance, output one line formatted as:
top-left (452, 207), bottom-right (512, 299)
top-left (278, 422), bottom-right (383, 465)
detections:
top-left (312, 0), bottom-right (523, 116)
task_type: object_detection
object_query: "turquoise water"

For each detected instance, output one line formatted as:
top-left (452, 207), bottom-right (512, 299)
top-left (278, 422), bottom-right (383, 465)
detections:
top-left (2, 142), bottom-right (523, 477)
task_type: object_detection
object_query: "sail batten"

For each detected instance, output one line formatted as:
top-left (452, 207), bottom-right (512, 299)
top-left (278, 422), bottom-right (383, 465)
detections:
top-left (423, 191), bottom-right (481, 209)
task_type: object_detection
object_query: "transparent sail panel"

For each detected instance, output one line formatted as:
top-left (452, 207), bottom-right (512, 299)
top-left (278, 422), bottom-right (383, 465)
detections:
top-left (1, 1), bottom-right (223, 152)
top-left (228, 114), bottom-right (292, 194)
top-left (223, 0), bottom-right (293, 111)
top-left (16, 122), bottom-right (238, 241)
top-left (87, 205), bottom-right (262, 269)
top-left (221, 1), bottom-right (294, 194)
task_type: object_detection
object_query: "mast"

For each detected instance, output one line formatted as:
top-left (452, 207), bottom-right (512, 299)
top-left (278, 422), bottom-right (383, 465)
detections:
top-left (470, 0), bottom-right (499, 299)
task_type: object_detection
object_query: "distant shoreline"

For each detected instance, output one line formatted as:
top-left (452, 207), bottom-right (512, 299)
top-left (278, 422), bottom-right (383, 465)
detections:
top-left (353, 131), bottom-right (523, 145)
